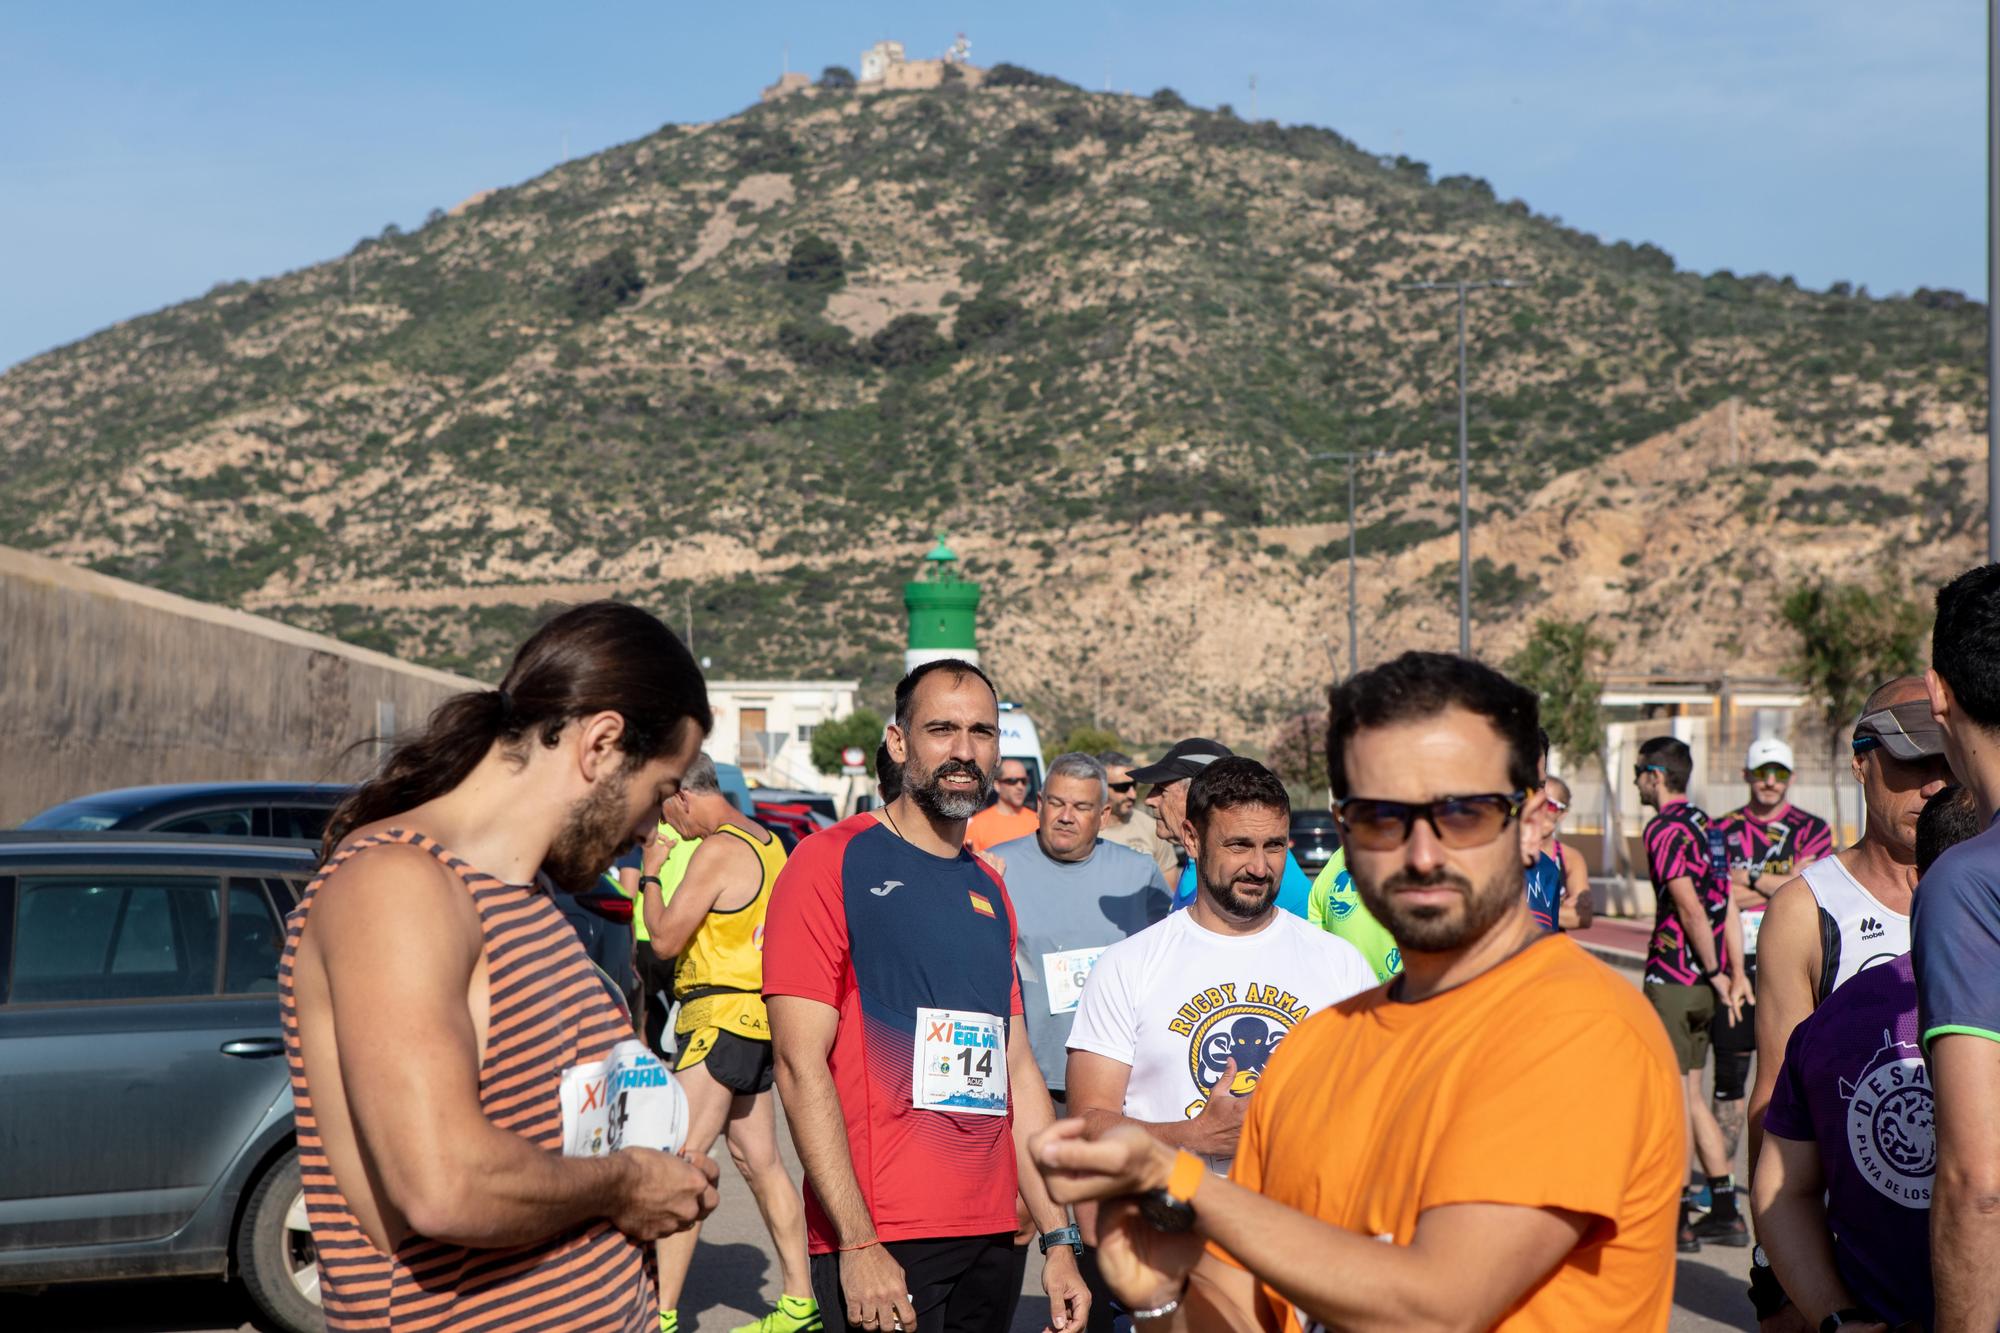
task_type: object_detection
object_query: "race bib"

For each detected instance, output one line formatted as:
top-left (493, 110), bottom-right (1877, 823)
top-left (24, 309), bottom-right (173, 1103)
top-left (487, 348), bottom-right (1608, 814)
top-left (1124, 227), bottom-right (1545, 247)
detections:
top-left (1042, 947), bottom-right (1106, 1015)
top-left (913, 1007), bottom-right (1008, 1116)
top-left (559, 1039), bottom-right (690, 1157)
top-left (1742, 905), bottom-right (1765, 956)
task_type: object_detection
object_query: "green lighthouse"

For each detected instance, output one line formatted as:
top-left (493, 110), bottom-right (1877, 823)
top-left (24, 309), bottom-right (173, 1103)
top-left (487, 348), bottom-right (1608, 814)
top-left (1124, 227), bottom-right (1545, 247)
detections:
top-left (903, 535), bottom-right (982, 671)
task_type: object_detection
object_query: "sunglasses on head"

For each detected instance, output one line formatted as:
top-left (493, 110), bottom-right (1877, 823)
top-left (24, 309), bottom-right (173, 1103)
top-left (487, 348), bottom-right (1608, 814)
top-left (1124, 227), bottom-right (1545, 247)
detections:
top-left (1334, 792), bottom-right (1527, 852)
top-left (1107, 780), bottom-right (1135, 793)
top-left (1634, 763), bottom-right (1666, 779)
top-left (1751, 764), bottom-right (1791, 783)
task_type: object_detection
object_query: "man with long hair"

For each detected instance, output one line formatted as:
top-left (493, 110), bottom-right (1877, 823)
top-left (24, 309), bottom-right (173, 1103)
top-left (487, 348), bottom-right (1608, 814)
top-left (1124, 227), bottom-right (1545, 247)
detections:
top-left (284, 601), bottom-right (720, 1332)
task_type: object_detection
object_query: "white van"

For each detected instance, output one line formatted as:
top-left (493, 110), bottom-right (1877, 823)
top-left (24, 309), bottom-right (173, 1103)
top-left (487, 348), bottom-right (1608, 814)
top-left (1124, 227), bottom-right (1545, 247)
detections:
top-left (996, 702), bottom-right (1046, 802)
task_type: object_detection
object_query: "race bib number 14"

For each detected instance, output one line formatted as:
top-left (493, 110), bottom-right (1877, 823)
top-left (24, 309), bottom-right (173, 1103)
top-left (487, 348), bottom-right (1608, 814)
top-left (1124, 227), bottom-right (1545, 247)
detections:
top-left (913, 1007), bottom-right (1008, 1116)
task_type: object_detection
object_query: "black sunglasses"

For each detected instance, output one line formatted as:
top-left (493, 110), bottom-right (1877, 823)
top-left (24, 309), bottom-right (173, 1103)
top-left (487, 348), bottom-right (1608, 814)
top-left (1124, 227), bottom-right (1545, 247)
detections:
top-left (1106, 780), bottom-right (1135, 793)
top-left (1334, 792), bottom-right (1527, 852)
top-left (1634, 763), bottom-right (1666, 779)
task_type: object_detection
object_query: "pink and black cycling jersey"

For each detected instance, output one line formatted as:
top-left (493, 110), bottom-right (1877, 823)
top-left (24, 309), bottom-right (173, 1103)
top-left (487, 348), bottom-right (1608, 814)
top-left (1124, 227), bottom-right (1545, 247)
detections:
top-left (1712, 803), bottom-right (1834, 888)
top-left (1643, 800), bottom-right (1732, 986)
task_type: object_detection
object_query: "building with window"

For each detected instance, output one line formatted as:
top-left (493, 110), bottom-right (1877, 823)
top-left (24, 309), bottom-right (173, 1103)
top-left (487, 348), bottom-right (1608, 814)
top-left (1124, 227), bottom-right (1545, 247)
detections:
top-left (704, 679), bottom-right (863, 795)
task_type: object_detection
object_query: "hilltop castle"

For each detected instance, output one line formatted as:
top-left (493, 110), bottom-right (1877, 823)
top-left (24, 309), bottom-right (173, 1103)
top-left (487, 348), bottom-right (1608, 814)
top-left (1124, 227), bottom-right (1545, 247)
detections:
top-left (762, 35), bottom-right (986, 102)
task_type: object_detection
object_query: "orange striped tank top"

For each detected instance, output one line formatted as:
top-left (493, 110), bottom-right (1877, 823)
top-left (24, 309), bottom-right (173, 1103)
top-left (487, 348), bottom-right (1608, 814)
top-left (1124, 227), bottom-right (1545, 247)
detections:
top-left (279, 830), bottom-right (654, 1332)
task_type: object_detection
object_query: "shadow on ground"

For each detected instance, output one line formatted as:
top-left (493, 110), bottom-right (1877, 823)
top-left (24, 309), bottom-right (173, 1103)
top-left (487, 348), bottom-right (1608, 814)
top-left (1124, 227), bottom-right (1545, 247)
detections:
top-left (681, 1240), bottom-right (775, 1325)
top-left (1676, 1256), bottom-right (1754, 1329)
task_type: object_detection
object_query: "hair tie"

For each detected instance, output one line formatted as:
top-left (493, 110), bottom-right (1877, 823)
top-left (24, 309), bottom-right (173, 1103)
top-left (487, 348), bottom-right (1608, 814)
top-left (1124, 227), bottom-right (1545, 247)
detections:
top-left (495, 688), bottom-right (513, 716)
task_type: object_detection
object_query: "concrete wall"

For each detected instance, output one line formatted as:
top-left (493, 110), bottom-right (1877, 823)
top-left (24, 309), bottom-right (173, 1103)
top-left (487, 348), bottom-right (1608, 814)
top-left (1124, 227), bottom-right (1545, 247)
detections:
top-left (0, 545), bottom-right (486, 826)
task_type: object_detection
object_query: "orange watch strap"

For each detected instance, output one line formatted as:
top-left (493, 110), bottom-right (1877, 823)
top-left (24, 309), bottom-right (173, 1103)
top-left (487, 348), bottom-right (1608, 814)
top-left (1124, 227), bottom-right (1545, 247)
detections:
top-left (1164, 1149), bottom-right (1207, 1206)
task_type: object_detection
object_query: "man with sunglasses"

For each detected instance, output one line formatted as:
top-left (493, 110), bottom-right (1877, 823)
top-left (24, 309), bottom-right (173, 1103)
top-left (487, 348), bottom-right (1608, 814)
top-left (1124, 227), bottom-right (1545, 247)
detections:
top-left (1741, 678), bottom-right (1950, 1327)
top-left (1703, 740), bottom-right (1833, 1201)
top-left (968, 757), bottom-right (1039, 854)
top-left (1030, 652), bottom-right (1682, 1331)
top-left (1095, 751), bottom-right (1178, 881)
top-left (1635, 735), bottom-right (1750, 1253)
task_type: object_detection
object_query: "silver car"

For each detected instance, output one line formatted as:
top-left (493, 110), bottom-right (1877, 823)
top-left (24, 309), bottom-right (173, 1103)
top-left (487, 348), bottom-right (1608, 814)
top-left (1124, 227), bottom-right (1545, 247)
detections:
top-left (0, 832), bottom-right (322, 1332)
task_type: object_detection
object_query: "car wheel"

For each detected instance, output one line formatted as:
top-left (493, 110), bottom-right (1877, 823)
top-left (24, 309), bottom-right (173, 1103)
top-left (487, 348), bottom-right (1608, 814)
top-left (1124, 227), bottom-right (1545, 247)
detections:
top-left (235, 1148), bottom-right (323, 1333)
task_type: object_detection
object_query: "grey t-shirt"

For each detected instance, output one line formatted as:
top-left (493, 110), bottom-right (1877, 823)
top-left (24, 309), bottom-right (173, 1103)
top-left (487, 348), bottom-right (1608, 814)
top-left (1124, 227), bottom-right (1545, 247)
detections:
top-left (993, 833), bottom-right (1171, 1091)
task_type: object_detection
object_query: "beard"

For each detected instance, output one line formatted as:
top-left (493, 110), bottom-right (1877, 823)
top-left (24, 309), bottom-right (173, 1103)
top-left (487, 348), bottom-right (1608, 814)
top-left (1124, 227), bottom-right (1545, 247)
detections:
top-left (1356, 859), bottom-right (1522, 953)
top-left (544, 769), bottom-right (636, 895)
top-left (905, 754), bottom-right (993, 822)
top-left (1198, 863), bottom-right (1277, 922)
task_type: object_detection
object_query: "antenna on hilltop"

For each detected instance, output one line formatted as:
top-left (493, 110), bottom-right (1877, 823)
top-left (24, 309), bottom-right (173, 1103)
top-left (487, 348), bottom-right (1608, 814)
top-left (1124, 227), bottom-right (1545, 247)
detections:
top-left (1249, 73), bottom-right (1257, 119)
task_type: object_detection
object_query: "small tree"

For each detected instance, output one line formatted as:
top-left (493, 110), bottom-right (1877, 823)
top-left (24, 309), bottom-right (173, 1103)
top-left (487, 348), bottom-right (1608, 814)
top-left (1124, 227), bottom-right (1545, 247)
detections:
top-left (1269, 710), bottom-right (1329, 798)
top-left (818, 65), bottom-right (856, 90)
top-left (870, 314), bottom-right (952, 369)
top-left (1781, 579), bottom-right (1928, 838)
top-left (1506, 618), bottom-right (1620, 881)
top-left (810, 708), bottom-right (885, 777)
top-left (785, 235), bottom-right (845, 293)
top-left (1044, 726), bottom-right (1125, 767)
top-left (567, 247), bottom-right (644, 319)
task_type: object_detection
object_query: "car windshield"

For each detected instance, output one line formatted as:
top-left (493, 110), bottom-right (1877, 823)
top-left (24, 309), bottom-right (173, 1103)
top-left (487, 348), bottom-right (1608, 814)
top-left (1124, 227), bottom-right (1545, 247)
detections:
top-left (19, 804), bottom-right (124, 831)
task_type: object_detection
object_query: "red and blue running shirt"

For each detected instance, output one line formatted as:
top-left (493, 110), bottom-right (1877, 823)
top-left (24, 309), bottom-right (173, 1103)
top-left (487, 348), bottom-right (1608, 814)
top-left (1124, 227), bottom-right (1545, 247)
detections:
top-left (762, 813), bottom-right (1024, 1253)
top-left (1643, 799), bottom-right (1732, 986)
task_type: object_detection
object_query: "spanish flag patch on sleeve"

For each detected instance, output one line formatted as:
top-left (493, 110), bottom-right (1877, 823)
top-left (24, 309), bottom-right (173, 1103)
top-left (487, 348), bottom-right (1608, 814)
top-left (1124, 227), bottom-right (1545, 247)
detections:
top-left (968, 890), bottom-right (996, 918)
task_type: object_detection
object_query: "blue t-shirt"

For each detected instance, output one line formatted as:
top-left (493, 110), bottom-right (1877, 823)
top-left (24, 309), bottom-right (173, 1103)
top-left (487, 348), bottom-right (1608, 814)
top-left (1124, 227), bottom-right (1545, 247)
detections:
top-left (1911, 817), bottom-right (2000, 1048)
top-left (1764, 954), bottom-right (1932, 1329)
top-left (1172, 850), bottom-right (1312, 919)
top-left (1524, 852), bottom-right (1563, 932)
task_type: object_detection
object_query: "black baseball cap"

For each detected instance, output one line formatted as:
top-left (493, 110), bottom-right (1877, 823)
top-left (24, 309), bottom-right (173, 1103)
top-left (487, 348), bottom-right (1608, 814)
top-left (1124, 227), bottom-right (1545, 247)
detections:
top-left (1127, 738), bottom-right (1234, 785)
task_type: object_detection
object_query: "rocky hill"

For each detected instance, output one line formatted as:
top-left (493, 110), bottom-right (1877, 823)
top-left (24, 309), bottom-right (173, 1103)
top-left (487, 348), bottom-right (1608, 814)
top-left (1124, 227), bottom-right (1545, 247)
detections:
top-left (0, 71), bottom-right (1986, 749)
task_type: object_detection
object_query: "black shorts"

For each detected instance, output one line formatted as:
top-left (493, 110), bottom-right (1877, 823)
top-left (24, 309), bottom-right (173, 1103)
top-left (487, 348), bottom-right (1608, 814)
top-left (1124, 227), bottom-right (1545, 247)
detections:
top-left (672, 1027), bottom-right (775, 1095)
top-left (811, 1232), bottom-right (1018, 1333)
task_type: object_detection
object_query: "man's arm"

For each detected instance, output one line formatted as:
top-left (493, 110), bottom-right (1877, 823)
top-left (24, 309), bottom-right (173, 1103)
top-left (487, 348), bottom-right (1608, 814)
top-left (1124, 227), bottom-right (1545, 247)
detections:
top-left (312, 844), bottom-right (714, 1247)
top-left (1665, 874), bottom-right (1724, 976)
top-left (1749, 1133), bottom-right (1868, 1329)
top-left (1557, 847), bottom-right (1593, 930)
top-left (1037, 1123), bottom-right (1589, 1333)
top-left (645, 835), bottom-right (745, 960)
top-left (1747, 876), bottom-right (1816, 1182)
top-left (1931, 1034), bottom-right (2000, 1332)
top-left (769, 994), bottom-right (916, 1330)
top-left (1066, 1049), bottom-right (1245, 1159)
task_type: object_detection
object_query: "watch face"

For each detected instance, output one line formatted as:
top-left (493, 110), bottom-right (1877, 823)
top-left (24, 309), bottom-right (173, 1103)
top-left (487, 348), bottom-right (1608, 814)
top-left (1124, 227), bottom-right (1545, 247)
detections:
top-left (1138, 1189), bottom-right (1195, 1233)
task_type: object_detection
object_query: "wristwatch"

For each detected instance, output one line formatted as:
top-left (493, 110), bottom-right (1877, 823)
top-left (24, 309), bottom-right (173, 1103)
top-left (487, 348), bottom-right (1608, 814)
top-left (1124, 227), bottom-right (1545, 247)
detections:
top-left (1138, 1150), bottom-right (1206, 1233)
top-left (1819, 1310), bottom-right (1870, 1332)
top-left (638, 875), bottom-right (662, 889)
top-left (1037, 1223), bottom-right (1082, 1257)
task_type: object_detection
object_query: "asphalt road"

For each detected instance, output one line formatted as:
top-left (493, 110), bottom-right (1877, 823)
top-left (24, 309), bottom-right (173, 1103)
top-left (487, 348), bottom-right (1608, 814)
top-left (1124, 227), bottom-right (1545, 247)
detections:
top-left (2, 955), bottom-right (1757, 1333)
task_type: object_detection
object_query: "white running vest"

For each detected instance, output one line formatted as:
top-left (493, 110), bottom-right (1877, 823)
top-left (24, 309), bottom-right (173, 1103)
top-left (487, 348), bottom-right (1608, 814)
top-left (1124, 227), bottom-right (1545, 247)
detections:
top-left (1800, 857), bottom-right (1910, 1004)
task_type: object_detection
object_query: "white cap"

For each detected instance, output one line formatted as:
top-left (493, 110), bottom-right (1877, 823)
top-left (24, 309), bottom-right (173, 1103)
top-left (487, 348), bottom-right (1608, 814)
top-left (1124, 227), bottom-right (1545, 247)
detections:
top-left (1745, 737), bottom-right (1794, 772)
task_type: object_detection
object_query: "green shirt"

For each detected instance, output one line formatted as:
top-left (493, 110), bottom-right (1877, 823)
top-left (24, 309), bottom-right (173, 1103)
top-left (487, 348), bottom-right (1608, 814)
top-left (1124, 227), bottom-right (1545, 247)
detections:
top-left (1306, 848), bottom-right (1402, 982)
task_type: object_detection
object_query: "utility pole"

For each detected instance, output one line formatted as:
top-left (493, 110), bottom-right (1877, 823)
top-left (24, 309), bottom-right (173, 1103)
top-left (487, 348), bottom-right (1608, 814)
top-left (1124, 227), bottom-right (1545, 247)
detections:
top-left (1397, 278), bottom-right (1530, 656)
top-left (1249, 73), bottom-right (1258, 120)
top-left (1310, 449), bottom-right (1389, 678)
top-left (1989, 0), bottom-right (1998, 561)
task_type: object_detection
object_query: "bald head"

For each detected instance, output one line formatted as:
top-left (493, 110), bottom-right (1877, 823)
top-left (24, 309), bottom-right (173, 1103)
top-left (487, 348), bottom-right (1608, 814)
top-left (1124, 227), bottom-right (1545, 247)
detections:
top-left (1863, 675), bottom-right (1927, 718)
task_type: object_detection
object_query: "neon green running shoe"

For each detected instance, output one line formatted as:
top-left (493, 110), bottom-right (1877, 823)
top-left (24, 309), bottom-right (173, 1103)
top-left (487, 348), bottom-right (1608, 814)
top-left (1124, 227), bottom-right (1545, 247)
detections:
top-left (729, 1295), bottom-right (822, 1333)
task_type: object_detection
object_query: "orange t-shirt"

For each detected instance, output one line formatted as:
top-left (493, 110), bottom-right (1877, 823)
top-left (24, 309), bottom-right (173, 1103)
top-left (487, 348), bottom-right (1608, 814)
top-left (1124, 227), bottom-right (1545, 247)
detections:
top-left (1225, 934), bottom-right (1683, 1333)
top-left (966, 802), bottom-right (1039, 853)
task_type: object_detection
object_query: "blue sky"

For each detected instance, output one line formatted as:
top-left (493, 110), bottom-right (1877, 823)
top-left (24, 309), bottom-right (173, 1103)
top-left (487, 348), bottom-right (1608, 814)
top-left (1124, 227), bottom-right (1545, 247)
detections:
top-left (0, 1), bottom-right (1985, 371)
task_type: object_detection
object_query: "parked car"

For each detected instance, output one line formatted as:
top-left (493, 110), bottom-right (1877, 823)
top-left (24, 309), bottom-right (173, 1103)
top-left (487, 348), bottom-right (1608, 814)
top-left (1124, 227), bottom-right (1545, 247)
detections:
top-left (1289, 809), bottom-right (1342, 876)
top-left (0, 831), bottom-right (323, 1332)
top-left (21, 782), bottom-right (349, 844)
